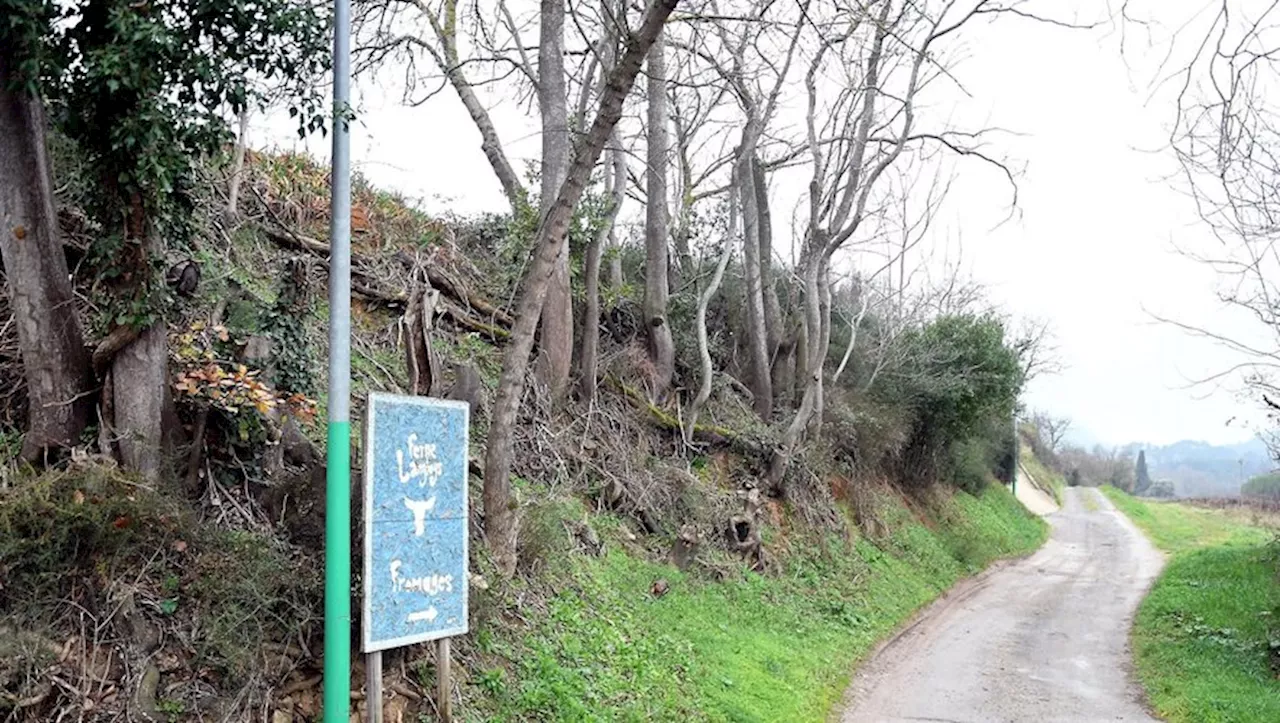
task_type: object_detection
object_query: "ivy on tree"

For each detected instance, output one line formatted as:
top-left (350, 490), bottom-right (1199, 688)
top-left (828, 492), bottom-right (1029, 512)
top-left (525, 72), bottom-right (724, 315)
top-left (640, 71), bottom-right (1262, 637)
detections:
top-left (5, 0), bottom-right (330, 328)
top-left (1, 0), bottom-right (330, 475)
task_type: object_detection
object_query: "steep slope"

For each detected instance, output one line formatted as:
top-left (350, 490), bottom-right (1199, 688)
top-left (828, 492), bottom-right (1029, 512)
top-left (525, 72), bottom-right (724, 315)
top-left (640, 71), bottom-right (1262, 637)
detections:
top-left (1013, 465), bottom-right (1059, 516)
top-left (456, 481), bottom-right (1045, 721)
top-left (1, 149), bottom-right (1044, 722)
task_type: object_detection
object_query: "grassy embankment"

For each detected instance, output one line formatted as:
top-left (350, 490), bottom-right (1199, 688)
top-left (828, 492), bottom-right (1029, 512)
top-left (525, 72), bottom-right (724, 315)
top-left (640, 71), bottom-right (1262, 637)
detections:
top-left (1018, 441), bottom-right (1064, 503)
top-left (1103, 487), bottom-right (1280, 723)
top-left (471, 483), bottom-right (1046, 722)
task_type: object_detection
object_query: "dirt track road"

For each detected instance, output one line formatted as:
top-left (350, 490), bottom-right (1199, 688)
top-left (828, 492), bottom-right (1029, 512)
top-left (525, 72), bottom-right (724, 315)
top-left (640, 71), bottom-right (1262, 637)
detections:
top-left (837, 488), bottom-right (1165, 723)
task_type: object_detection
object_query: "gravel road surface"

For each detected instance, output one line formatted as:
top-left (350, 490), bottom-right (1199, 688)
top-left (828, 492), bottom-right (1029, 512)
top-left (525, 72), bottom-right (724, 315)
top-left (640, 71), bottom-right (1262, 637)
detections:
top-left (837, 487), bottom-right (1164, 723)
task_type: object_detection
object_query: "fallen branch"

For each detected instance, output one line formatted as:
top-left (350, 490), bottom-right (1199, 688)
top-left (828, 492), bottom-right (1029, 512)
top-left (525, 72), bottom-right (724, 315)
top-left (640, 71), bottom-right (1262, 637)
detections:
top-left (441, 299), bottom-right (510, 341)
top-left (393, 250), bottom-right (514, 326)
top-left (606, 376), bottom-right (767, 457)
top-left (261, 225), bottom-right (513, 328)
top-left (91, 325), bottom-right (140, 374)
top-left (261, 226), bottom-right (510, 342)
top-left (353, 278), bottom-right (405, 306)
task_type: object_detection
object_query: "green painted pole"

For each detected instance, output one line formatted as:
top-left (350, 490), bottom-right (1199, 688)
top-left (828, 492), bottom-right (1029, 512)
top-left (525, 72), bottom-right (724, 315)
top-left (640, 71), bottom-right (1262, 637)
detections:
top-left (323, 0), bottom-right (353, 718)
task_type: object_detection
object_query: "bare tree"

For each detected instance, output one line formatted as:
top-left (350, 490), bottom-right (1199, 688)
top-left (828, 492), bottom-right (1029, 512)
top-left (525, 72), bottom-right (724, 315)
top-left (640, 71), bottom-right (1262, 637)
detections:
top-left (694, 0), bottom-right (809, 419)
top-left (644, 33), bottom-right (676, 399)
top-left (226, 109), bottom-right (251, 218)
top-left (756, 156), bottom-right (787, 406)
top-left (830, 278), bottom-right (876, 385)
top-left (536, 0), bottom-right (576, 401)
top-left (1162, 1), bottom-right (1280, 452)
top-left (831, 162), bottom-right (951, 384)
top-left (356, 0), bottom-right (529, 212)
top-left (483, 0), bottom-right (681, 575)
top-left (579, 6), bottom-right (628, 405)
top-left (579, 140), bottom-right (628, 403)
top-left (0, 50), bottom-right (95, 462)
top-left (1030, 409), bottom-right (1071, 453)
top-left (359, 0), bottom-right (596, 402)
top-left (1010, 316), bottom-right (1061, 384)
top-left (768, 0), bottom-right (1021, 486)
top-left (667, 25), bottom-right (736, 273)
top-left (686, 177), bottom-right (739, 441)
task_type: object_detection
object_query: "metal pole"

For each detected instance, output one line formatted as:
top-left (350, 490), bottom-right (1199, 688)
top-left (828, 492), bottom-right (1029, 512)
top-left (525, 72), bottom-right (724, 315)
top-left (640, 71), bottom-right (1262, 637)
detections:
top-left (323, 0), bottom-right (353, 718)
top-left (1010, 411), bottom-right (1018, 495)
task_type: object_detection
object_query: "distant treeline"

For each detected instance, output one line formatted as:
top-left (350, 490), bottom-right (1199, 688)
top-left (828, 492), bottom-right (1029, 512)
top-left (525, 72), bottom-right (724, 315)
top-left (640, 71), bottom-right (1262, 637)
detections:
top-left (1242, 472), bottom-right (1280, 501)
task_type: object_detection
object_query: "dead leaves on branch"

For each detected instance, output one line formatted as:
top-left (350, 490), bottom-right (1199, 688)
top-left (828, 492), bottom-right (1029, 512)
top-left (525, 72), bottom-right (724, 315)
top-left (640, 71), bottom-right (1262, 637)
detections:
top-left (170, 321), bottom-right (316, 426)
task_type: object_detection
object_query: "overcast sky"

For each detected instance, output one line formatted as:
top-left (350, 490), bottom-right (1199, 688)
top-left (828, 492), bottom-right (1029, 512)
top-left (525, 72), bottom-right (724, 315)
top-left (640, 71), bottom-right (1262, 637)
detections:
top-left (254, 0), bottom-right (1275, 449)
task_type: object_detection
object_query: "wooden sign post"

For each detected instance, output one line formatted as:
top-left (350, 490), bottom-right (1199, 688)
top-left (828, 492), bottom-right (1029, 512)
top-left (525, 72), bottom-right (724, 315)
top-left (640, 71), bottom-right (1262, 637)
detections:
top-left (437, 638), bottom-right (451, 722)
top-left (362, 393), bottom-right (469, 721)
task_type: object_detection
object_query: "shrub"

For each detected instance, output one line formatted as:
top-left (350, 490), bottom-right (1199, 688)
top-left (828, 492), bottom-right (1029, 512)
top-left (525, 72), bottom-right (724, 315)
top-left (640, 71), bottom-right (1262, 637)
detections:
top-left (0, 464), bottom-right (321, 683)
top-left (872, 313), bottom-right (1024, 488)
top-left (948, 438), bottom-right (994, 494)
top-left (516, 497), bottom-right (583, 575)
top-left (0, 465), bottom-right (184, 610)
top-left (1243, 472), bottom-right (1280, 500)
top-left (823, 388), bottom-right (914, 471)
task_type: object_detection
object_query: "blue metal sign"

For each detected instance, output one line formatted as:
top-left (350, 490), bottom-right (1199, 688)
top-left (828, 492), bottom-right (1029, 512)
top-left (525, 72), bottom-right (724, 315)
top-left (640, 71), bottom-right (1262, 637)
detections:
top-left (362, 393), bottom-right (469, 652)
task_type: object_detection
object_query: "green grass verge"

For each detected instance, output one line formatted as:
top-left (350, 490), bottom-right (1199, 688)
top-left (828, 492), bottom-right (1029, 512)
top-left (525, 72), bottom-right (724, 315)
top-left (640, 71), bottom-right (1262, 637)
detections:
top-left (469, 484), bottom-right (1046, 722)
top-left (1103, 487), bottom-right (1280, 723)
top-left (1101, 487), bottom-right (1270, 553)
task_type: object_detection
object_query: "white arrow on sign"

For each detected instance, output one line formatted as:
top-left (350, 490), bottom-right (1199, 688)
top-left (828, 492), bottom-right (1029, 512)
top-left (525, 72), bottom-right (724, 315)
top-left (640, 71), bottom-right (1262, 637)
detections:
top-left (407, 607), bottom-right (438, 624)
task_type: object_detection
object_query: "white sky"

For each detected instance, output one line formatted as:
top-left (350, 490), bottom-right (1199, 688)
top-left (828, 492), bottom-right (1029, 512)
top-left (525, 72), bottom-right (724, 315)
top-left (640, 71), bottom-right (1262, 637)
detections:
top-left (253, 0), bottom-right (1276, 448)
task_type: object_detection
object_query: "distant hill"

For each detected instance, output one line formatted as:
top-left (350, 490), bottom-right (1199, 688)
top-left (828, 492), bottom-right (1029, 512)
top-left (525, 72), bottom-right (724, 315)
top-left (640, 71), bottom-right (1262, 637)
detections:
top-left (1122, 438), bottom-right (1273, 498)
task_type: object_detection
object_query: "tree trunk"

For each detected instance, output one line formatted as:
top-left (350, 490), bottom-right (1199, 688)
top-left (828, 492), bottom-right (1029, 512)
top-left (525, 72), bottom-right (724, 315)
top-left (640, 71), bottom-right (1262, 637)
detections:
top-left (832, 283), bottom-right (871, 383)
top-left (671, 119), bottom-right (695, 274)
top-left (813, 255), bottom-right (831, 435)
top-left (685, 179), bottom-right (737, 441)
top-left (112, 324), bottom-right (168, 483)
top-left (107, 193), bottom-right (171, 482)
top-left (483, 0), bottom-right (679, 575)
top-left (643, 35), bottom-right (675, 400)
top-left (772, 333), bottom-right (796, 409)
top-left (580, 2), bottom-right (622, 406)
top-left (793, 322), bottom-right (807, 407)
top-left (578, 142), bottom-right (626, 404)
top-left (604, 2), bottom-right (624, 291)
top-left (226, 108), bottom-right (250, 218)
top-left (754, 154), bottom-right (782, 354)
top-left (756, 154), bottom-right (790, 407)
top-left (433, 0), bottom-right (527, 212)
top-left (768, 249), bottom-right (825, 487)
top-left (0, 52), bottom-right (95, 461)
top-left (535, 0), bottom-right (574, 403)
top-left (608, 239), bottom-right (624, 288)
top-left (738, 151), bottom-right (772, 419)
